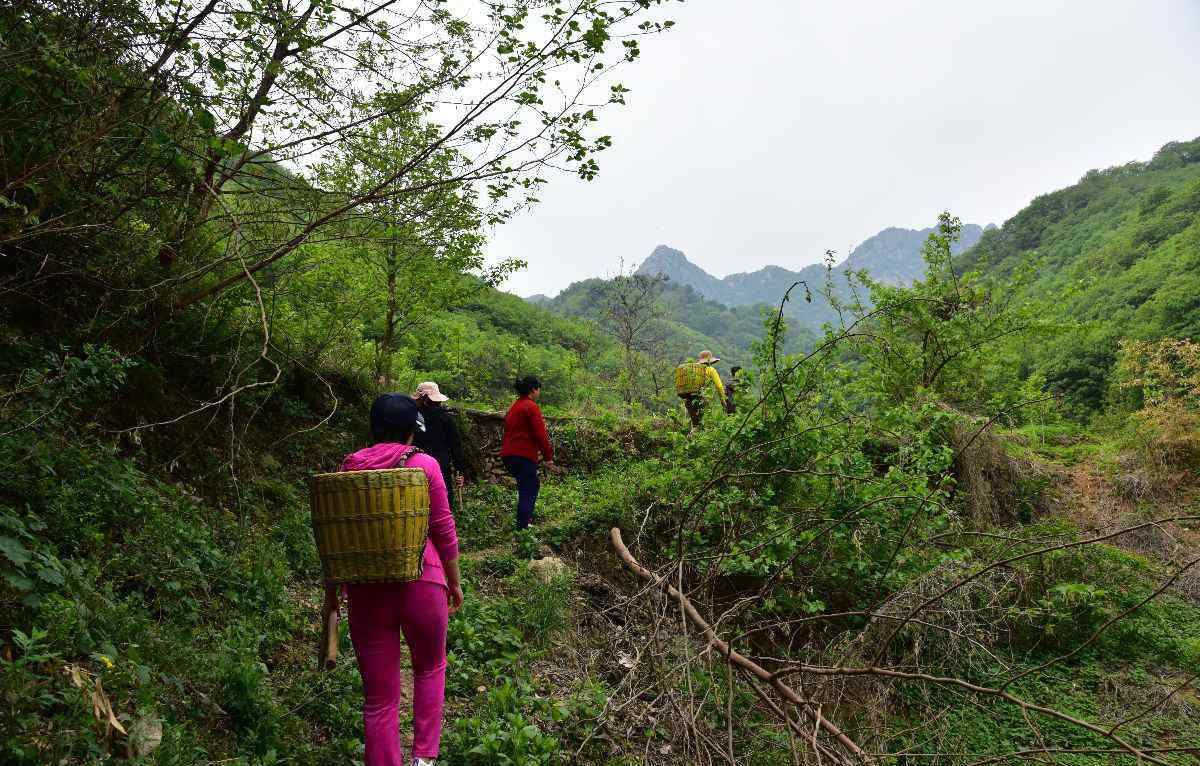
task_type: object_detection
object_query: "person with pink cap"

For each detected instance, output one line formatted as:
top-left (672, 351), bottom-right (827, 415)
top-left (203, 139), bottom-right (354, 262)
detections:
top-left (412, 381), bottom-right (471, 507)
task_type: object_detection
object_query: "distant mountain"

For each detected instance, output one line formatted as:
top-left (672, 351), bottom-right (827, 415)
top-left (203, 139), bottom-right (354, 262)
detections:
top-left (635, 246), bottom-right (727, 298)
top-left (636, 224), bottom-right (987, 311)
top-left (524, 223), bottom-right (987, 357)
top-left (843, 224), bottom-right (990, 284)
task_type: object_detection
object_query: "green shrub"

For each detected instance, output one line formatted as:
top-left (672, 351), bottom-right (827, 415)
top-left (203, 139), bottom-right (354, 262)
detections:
top-left (0, 627), bottom-right (102, 764)
top-left (442, 678), bottom-right (609, 766)
top-left (218, 627), bottom-right (282, 755)
top-left (447, 587), bottom-right (525, 695)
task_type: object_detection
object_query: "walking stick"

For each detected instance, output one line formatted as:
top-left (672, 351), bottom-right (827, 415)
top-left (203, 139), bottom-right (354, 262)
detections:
top-left (455, 473), bottom-right (465, 519)
top-left (318, 594), bottom-right (340, 671)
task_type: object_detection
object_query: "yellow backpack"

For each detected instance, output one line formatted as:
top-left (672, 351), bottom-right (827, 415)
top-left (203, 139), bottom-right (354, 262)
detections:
top-left (674, 362), bottom-right (706, 397)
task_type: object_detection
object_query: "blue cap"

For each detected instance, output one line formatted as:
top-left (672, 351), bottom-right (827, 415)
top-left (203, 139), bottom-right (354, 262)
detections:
top-left (369, 393), bottom-right (426, 439)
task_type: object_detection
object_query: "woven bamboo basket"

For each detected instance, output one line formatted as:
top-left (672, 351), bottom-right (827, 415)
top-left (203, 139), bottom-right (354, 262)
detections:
top-left (309, 468), bottom-right (430, 585)
top-left (675, 362), bottom-right (706, 396)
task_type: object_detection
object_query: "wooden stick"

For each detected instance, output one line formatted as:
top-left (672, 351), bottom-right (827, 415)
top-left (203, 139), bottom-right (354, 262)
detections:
top-left (318, 602), bottom-right (339, 671)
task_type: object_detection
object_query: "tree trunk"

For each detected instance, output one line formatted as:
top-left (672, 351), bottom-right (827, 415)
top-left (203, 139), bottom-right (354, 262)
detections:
top-left (622, 346), bottom-right (636, 404)
top-left (376, 237), bottom-right (399, 386)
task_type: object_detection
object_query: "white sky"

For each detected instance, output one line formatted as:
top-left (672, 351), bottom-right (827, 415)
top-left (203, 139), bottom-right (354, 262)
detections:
top-left (488, 0), bottom-right (1200, 297)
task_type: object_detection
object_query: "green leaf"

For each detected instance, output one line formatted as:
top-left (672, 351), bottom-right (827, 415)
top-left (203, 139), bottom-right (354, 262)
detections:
top-left (3, 570), bottom-right (34, 591)
top-left (0, 535), bottom-right (31, 566)
top-left (196, 109), bottom-right (217, 131)
top-left (36, 565), bottom-right (64, 585)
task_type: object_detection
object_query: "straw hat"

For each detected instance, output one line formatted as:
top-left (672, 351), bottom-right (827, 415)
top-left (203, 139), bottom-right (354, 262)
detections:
top-left (413, 381), bottom-right (450, 402)
top-left (697, 350), bottom-right (720, 364)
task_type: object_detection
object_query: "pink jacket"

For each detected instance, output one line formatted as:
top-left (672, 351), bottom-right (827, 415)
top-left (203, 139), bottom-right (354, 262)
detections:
top-left (340, 443), bottom-right (459, 588)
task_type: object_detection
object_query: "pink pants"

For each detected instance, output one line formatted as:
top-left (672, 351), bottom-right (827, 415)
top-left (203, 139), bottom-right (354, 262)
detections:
top-left (347, 581), bottom-right (448, 764)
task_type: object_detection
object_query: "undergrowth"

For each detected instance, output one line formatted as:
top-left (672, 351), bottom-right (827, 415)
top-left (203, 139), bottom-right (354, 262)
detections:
top-left (3, 335), bottom-right (1199, 764)
top-left (0, 342), bottom-right (628, 765)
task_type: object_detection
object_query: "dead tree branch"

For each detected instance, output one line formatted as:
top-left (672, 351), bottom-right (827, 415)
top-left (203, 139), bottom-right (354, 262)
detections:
top-left (609, 527), bottom-right (872, 765)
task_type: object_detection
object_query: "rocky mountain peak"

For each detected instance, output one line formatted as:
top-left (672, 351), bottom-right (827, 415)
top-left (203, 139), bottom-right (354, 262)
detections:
top-left (629, 222), bottom-right (988, 321)
top-left (642, 244), bottom-right (689, 267)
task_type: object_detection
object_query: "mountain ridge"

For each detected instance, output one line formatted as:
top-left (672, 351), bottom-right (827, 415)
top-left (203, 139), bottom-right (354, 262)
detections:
top-left (634, 223), bottom-right (988, 309)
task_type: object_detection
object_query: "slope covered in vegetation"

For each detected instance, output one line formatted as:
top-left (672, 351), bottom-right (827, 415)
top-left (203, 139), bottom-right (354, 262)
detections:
top-left (6, 210), bottom-right (1200, 765)
top-left (540, 275), bottom-right (811, 368)
top-left (960, 136), bottom-right (1200, 415)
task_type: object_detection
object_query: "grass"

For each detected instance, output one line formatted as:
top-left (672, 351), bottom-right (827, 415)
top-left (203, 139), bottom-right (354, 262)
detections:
top-left (1002, 421), bottom-right (1122, 465)
top-left (456, 455), bottom-right (658, 559)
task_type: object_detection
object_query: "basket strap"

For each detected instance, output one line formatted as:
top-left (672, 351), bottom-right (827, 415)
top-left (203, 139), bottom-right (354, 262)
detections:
top-left (399, 446), bottom-right (430, 577)
top-left (387, 445), bottom-right (423, 466)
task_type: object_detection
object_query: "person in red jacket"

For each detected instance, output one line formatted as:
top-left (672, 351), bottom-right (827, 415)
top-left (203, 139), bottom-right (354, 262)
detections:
top-left (500, 375), bottom-right (555, 530)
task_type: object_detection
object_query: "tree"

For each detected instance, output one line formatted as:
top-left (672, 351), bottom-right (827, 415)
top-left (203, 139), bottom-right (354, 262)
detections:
top-left (853, 212), bottom-right (1041, 412)
top-left (312, 110), bottom-right (519, 385)
top-left (0, 0), bottom-right (680, 338)
top-left (592, 270), bottom-right (667, 404)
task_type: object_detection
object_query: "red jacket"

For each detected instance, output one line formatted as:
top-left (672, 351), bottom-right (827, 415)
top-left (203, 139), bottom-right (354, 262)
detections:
top-left (500, 396), bottom-right (553, 463)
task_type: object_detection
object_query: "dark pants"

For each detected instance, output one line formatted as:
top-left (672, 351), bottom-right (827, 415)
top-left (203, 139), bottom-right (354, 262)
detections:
top-left (502, 455), bottom-right (540, 530)
top-left (681, 394), bottom-right (703, 427)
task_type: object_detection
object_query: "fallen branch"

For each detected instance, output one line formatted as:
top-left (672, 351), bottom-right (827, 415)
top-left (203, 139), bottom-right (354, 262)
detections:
top-left (742, 673), bottom-right (846, 765)
top-left (609, 527), bottom-right (873, 765)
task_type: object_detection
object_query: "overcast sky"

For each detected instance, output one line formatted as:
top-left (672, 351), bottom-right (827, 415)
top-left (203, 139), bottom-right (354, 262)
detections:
top-left (489, 1), bottom-right (1200, 298)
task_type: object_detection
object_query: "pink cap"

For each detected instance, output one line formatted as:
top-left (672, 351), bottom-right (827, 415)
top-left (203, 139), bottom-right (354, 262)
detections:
top-left (413, 381), bottom-right (450, 402)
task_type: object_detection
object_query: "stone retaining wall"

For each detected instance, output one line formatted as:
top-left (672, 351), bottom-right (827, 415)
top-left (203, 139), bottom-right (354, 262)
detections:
top-left (449, 407), bottom-right (667, 480)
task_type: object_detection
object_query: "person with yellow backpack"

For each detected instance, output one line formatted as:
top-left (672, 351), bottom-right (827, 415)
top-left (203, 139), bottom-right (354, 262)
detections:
top-left (674, 350), bottom-right (726, 428)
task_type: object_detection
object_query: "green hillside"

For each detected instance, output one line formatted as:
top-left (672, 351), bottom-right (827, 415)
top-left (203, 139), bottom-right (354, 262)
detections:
top-left (405, 283), bottom-right (625, 411)
top-left (542, 276), bottom-right (813, 367)
top-left (960, 137), bottom-right (1200, 414)
top-left (407, 279), bottom-right (773, 413)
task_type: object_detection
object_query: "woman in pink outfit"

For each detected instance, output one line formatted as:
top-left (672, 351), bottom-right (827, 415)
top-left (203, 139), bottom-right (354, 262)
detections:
top-left (324, 393), bottom-right (464, 766)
